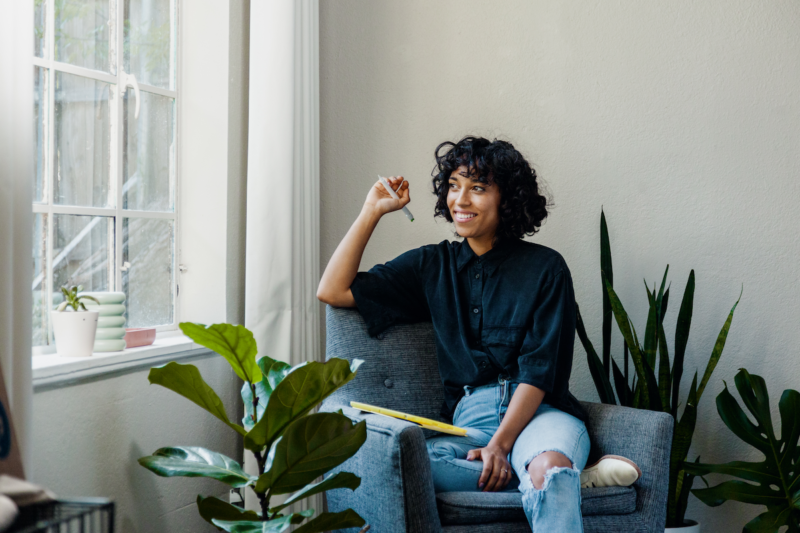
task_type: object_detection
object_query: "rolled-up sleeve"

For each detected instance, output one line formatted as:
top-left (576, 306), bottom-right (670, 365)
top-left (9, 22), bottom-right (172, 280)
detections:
top-left (516, 269), bottom-right (576, 393)
top-left (349, 247), bottom-right (431, 337)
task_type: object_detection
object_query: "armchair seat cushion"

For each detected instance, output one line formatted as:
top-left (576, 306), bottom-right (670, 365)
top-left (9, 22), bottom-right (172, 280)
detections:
top-left (436, 486), bottom-right (637, 525)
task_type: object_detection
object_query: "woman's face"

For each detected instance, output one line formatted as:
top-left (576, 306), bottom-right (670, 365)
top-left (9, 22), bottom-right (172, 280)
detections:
top-left (446, 165), bottom-right (502, 243)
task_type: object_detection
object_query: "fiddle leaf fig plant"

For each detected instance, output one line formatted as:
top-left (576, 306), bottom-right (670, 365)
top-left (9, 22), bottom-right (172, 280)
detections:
top-left (575, 209), bottom-right (742, 527)
top-left (55, 285), bottom-right (99, 311)
top-left (685, 369), bottom-right (800, 533)
top-left (139, 322), bottom-right (368, 533)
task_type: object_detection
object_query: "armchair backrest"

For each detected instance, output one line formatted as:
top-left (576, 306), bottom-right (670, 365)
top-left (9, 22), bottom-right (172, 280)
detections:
top-left (324, 306), bottom-right (446, 422)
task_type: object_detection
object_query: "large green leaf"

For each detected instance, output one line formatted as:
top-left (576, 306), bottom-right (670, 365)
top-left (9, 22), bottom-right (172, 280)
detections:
top-left (241, 357), bottom-right (288, 431)
top-left (148, 363), bottom-right (246, 436)
top-left (138, 447), bottom-right (254, 488)
top-left (292, 509), bottom-right (366, 533)
top-left (255, 412), bottom-right (367, 494)
top-left (197, 495), bottom-right (260, 529)
top-left (576, 305), bottom-right (616, 405)
top-left (213, 510), bottom-right (314, 533)
top-left (245, 358), bottom-right (363, 451)
top-left (600, 209), bottom-right (613, 377)
top-left (269, 471), bottom-right (361, 513)
top-left (695, 288), bottom-right (741, 401)
top-left (180, 322), bottom-right (262, 384)
top-left (687, 370), bottom-right (800, 532)
top-left (671, 270), bottom-right (695, 417)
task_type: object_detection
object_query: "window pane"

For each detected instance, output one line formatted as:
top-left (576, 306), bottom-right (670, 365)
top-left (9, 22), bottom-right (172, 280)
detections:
top-left (55, 0), bottom-right (117, 74)
top-left (32, 214), bottom-right (49, 346)
top-left (52, 215), bottom-right (113, 307)
top-left (124, 0), bottom-right (174, 89)
top-left (123, 91), bottom-right (174, 211)
top-left (122, 218), bottom-right (173, 327)
top-left (54, 71), bottom-right (114, 208)
top-left (34, 0), bottom-right (47, 58)
top-left (34, 67), bottom-right (48, 203)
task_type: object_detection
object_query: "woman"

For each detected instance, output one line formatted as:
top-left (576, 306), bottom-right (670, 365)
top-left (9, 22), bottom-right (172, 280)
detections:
top-left (317, 136), bottom-right (590, 531)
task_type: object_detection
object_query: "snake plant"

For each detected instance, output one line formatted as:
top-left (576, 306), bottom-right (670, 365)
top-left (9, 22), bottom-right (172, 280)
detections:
top-left (139, 322), bottom-right (369, 533)
top-left (576, 209), bottom-right (742, 527)
top-left (685, 369), bottom-right (800, 533)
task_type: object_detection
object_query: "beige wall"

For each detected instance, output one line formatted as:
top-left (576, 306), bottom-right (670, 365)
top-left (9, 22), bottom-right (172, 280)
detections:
top-left (320, 1), bottom-right (800, 530)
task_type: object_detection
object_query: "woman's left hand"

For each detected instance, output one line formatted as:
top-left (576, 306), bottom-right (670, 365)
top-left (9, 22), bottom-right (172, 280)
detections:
top-left (466, 443), bottom-right (513, 492)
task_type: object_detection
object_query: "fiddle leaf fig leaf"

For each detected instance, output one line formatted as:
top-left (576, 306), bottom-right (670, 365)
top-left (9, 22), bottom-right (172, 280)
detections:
top-left (138, 447), bottom-right (255, 488)
top-left (292, 509), bottom-right (366, 533)
top-left (269, 471), bottom-right (361, 513)
top-left (244, 358), bottom-right (363, 451)
top-left (197, 495), bottom-right (260, 529)
top-left (254, 412), bottom-right (367, 494)
top-left (149, 362), bottom-right (246, 436)
top-left (213, 510), bottom-right (313, 533)
top-left (179, 322), bottom-right (261, 384)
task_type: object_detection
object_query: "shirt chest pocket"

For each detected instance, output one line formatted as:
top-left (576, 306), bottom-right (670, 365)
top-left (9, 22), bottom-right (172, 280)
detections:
top-left (482, 326), bottom-right (526, 363)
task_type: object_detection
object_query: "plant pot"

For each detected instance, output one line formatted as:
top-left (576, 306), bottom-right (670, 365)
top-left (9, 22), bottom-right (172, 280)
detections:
top-left (51, 310), bottom-right (99, 357)
top-left (666, 519), bottom-right (700, 533)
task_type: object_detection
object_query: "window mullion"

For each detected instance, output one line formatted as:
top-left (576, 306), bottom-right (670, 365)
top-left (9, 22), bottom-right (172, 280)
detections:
top-left (115, 0), bottom-right (125, 294)
top-left (45, 0), bottom-right (55, 344)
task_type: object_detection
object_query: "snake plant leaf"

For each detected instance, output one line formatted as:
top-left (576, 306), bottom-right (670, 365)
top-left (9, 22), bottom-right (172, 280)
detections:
top-left (197, 495), bottom-right (260, 529)
top-left (672, 270), bottom-right (695, 417)
top-left (667, 373), bottom-right (698, 526)
top-left (138, 447), bottom-right (255, 488)
top-left (656, 265), bottom-right (669, 314)
top-left (686, 370), bottom-right (800, 532)
top-left (576, 305), bottom-right (616, 404)
top-left (241, 357), bottom-right (287, 431)
top-left (600, 209), bottom-right (613, 375)
top-left (695, 288), bottom-right (741, 401)
top-left (657, 319), bottom-right (672, 413)
top-left (292, 509), bottom-right (366, 533)
top-left (245, 358), bottom-right (364, 451)
top-left (213, 510), bottom-right (314, 533)
top-left (673, 459), bottom-right (699, 529)
top-left (269, 471), bottom-right (361, 513)
top-left (606, 272), bottom-right (661, 411)
top-left (148, 362), bottom-right (246, 436)
top-left (179, 322), bottom-right (262, 384)
top-left (611, 357), bottom-right (632, 407)
top-left (254, 412), bottom-right (367, 494)
top-left (643, 282), bottom-right (659, 371)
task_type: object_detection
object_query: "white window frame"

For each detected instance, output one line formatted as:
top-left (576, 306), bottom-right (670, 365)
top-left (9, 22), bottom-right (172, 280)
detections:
top-left (32, 0), bottom-right (182, 355)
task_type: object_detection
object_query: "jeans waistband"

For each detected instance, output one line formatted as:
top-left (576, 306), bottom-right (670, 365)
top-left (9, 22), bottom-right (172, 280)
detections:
top-left (462, 374), bottom-right (513, 397)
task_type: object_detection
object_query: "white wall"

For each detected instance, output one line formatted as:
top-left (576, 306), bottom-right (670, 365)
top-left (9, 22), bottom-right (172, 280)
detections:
top-left (319, 1), bottom-right (800, 531)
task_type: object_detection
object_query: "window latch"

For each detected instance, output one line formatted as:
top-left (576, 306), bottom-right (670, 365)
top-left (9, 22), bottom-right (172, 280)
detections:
top-left (122, 72), bottom-right (141, 119)
top-left (120, 261), bottom-right (131, 272)
top-left (179, 264), bottom-right (188, 274)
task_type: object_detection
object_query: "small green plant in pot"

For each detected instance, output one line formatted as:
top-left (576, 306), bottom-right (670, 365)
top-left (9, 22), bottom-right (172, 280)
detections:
top-left (51, 285), bottom-right (101, 357)
top-left (576, 210), bottom-right (742, 529)
top-left (139, 322), bottom-right (369, 532)
top-left (685, 369), bottom-right (800, 533)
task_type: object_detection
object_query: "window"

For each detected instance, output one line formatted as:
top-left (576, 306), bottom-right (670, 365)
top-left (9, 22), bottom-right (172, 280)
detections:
top-left (32, 0), bottom-right (179, 348)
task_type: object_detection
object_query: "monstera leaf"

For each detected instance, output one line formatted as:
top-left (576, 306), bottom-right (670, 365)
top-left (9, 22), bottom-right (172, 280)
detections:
top-left (138, 447), bottom-right (255, 488)
top-left (244, 359), bottom-right (363, 451)
top-left (685, 369), bottom-right (800, 533)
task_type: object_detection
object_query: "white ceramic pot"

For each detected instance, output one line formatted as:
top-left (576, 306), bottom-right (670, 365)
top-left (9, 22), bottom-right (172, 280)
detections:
top-left (666, 520), bottom-right (700, 533)
top-left (51, 310), bottom-right (99, 357)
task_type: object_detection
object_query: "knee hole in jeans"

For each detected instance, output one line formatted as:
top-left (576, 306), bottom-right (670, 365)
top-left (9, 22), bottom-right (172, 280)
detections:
top-left (526, 451), bottom-right (573, 490)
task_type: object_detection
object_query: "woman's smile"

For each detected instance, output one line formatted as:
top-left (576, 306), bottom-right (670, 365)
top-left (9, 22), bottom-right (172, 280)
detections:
top-left (454, 209), bottom-right (478, 222)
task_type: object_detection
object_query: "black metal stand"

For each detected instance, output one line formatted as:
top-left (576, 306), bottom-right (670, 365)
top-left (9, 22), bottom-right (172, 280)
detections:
top-left (8, 498), bottom-right (114, 533)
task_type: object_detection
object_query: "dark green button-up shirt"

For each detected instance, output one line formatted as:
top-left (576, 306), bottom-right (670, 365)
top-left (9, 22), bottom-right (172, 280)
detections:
top-left (350, 237), bottom-right (586, 424)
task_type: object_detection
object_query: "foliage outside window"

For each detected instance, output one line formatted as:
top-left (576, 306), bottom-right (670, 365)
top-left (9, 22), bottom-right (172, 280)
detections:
top-left (32, 0), bottom-right (179, 347)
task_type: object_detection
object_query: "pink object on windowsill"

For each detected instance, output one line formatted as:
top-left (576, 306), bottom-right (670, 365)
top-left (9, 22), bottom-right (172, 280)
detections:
top-left (124, 328), bottom-right (157, 348)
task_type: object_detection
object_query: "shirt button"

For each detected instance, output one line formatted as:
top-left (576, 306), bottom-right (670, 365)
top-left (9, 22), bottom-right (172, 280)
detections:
top-left (475, 273), bottom-right (480, 279)
top-left (480, 361), bottom-right (488, 368)
top-left (473, 307), bottom-right (479, 314)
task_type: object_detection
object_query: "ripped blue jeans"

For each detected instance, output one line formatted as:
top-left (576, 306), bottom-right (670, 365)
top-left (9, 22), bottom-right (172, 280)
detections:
top-left (425, 376), bottom-right (590, 532)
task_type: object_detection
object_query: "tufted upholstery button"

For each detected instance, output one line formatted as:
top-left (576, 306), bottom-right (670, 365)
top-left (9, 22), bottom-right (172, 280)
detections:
top-left (384, 379), bottom-right (394, 388)
top-left (376, 333), bottom-right (385, 340)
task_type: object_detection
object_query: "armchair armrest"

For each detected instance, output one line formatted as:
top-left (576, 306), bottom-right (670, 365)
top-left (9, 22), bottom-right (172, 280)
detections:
top-left (319, 401), bottom-right (441, 533)
top-left (581, 402), bottom-right (674, 532)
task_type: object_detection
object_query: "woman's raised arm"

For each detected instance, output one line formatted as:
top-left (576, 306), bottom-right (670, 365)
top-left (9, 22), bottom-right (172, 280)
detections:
top-left (317, 176), bottom-right (410, 307)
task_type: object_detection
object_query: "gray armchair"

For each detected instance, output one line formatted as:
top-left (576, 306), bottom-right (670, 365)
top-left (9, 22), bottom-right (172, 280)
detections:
top-left (320, 306), bottom-right (673, 532)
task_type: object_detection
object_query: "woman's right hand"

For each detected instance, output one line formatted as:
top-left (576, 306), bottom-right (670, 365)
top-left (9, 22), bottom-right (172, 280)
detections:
top-left (364, 176), bottom-right (410, 217)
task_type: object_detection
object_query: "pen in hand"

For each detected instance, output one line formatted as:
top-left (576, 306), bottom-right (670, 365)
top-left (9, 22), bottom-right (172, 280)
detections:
top-left (378, 175), bottom-right (415, 222)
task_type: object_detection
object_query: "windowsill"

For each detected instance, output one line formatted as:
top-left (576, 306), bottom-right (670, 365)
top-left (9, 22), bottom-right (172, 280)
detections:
top-left (32, 334), bottom-right (215, 392)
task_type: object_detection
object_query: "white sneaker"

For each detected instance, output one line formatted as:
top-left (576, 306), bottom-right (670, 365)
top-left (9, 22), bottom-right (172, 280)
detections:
top-left (580, 455), bottom-right (642, 488)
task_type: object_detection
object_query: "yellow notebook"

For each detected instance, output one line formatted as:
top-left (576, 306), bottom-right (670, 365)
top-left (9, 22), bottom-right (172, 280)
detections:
top-left (350, 401), bottom-right (468, 436)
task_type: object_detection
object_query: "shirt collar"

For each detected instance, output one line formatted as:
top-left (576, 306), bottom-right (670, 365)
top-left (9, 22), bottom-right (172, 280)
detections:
top-left (456, 237), bottom-right (520, 274)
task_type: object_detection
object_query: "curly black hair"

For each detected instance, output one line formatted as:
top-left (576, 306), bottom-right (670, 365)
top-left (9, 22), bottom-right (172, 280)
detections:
top-left (431, 136), bottom-right (550, 243)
